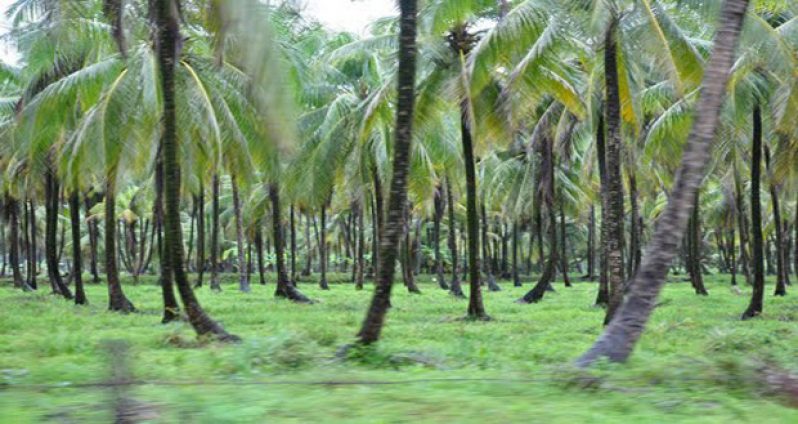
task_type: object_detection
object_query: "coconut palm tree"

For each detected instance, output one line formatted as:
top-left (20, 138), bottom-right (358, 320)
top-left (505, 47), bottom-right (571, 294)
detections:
top-left (577, 0), bottom-right (751, 366)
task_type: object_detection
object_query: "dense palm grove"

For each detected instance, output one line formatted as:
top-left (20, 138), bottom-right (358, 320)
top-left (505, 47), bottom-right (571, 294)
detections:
top-left (0, 0), bottom-right (796, 365)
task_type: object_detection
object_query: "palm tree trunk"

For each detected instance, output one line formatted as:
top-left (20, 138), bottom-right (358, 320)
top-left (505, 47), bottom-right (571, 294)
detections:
top-left (603, 16), bottom-right (626, 324)
top-left (85, 194), bottom-right (100, 283)
top-left (688, 191), bottom-right (708, 295)
top-left (302, 212), bottom-right (312, 276)
top-left (196, 182), bottom-right (205, 287)
top-left (512, 220), bottom-right (521, 286)
top-left (271, 184), bottom-right (310, 302)
top-left (765, 145), bottom-right (787, 295)
top-left (230, 175), bottom-right (249, 292)
top-left (156, 0), bottom-right (237, 340)
top-left (595, 114), bottom-right (610, 306)
top-left (210, 174), bottom-right (221, 291)
top-left (255, 226), bottom-right (266, 285)
top-left (734, 168), bottom-right (752, 284)
top-left (356, 0), bottom-right (419, 343)
top-left (481, 203), bottom-right (501, 292)
top-left (45, 167), bottom-right (72, 298)
top-left (730, 226), bottom-right (737, 286)
top-left (290, 205), bottom-right (298, 284)
top-left (105, 173), bottom-right (134, 312)
top-left (519, 128), bottom-right (557, 304)
top-left (628, 172), bottom-right (642, 276)
top-left (433, 185), bottom-right (448, 289)
top-left (70, 192), bottom-right (87, 305)
top-left (559, 191), bottom-right (571, 287)
top-left (318, 203), bottom-right (330, 289)
top-left (155, 152), bottom-right (180, 322)
top-left (6, 194), bottom-right (26, 289)
top-left (742, 104), bottom-right (766, 318)
top-left (577, 0), bottom-right (750, 365)
top-left (446, 177), bottom-right (465, 297)
top-left (355, 201), bottom-right (366, 290)
top-left (587, 204), bottom-right (596, 280)
top-left (26, 198), bottom-right (37, 290)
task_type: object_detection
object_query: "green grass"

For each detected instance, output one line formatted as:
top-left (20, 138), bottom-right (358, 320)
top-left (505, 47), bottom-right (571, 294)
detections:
top-left (1, 273), bottom-right (796, 423)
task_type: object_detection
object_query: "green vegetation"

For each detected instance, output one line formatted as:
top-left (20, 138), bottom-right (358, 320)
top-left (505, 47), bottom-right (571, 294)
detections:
top-left (1, 274), bottom-right (796, 422)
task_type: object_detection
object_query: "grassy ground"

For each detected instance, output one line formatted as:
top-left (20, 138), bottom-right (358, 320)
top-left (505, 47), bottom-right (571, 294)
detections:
top-left (0, 272), bottom-right (796, 423)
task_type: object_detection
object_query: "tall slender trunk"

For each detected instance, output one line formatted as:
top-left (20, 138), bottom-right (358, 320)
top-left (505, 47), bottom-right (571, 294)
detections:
top-left (290, 205), bottom-right (298, 283)
top-left (519, 125), bottom-right (557, 304)
top-left (155, 153), bottom-right (179, 322)
top-left (210, 174), bottom-right (221, 291)
top-left (355, 201), bottom-right (366, 289)
top-left (371, 168), bottom-right (384, 280)
top-left (734, 168), bottom-right (752, 284)
top-left (271, 184), bottom-right (310, 302)
top-left (45, 167), bottom-right (72, 298)
top-left (196, 181), bottom-right (205, 287)
top-left (230, 175), bottom-right (249, 292)
top-left (559, 190), bottom-right (571, 287)
top-left (85, 194), bottom-right (100, 283)
top-left (577, 0), bottom-right (750, 365)
top-left (446, 177), bottom-right (465, 297)
top-left (765, 145), bottom-right (788, 295)
top-left (587, 204), bottom-right (596, 280)
top-left (433, 185), bottom-right (448, 289)
top-left (186, 198), bottom-right (196, 270)
top-left (512, 220), bottom-right (521, 286)
top-left (603, 16), bottom-right (626, 324)
top-left (302, 212), bottom-right (312, 276)
top-left (688, 191), bottom-right (708, 295)
top-left (356, 0), bottom-right (419, 343)
top-left (729, 222), bottom-right (737, 286)
top-left (742, 105), bottom-right (766, 318)
top-left (155, 0), bottom-right (237, 340)
top-left (6, 195), bottom-right (26, 289)
top-left (105, 173), bottom-right (134, 312)
top-left (462, 101), bottom-right (488, 318)
top-left (595, 114), bottom-right (610, 306)
top-left (70, 192), bottom-right (87, 304)
top-left (319, 203), bottom-right (330, 289)
top-left (628, 172), bottom-right (642, 276)
top-left (26, 198), bottom-right (37, 289)
top-left (255, 226), bottom-right (266, 285)
top-left (402, 204), bottom-right (421, 293)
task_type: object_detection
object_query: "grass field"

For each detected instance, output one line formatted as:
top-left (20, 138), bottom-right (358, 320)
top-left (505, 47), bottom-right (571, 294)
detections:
top-left (1, 273), bottom-right (796, 423)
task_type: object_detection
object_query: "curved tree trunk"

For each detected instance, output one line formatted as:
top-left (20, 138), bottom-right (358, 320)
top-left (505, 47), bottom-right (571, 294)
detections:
top-left (577, 0), bottom-right (750, 365)
top-left (602, 17), bottom-right (626, 324)
top-left (155, 0), bottom-right (237, 341)
top-left (70, 192), bottom-right (87, 305)
top-left (356, 0), bottom-right (419, 344)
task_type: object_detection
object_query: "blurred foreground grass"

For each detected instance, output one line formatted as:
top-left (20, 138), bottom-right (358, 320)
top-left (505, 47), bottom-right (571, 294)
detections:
top-left (1, 273), bottom-right (796, 423)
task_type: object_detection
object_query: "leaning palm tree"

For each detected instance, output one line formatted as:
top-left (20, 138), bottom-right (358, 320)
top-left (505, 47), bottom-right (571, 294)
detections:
top-left (577, 0), bottom-right (751, 366)
top-left (357, 0), bottom-right (420, 344)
